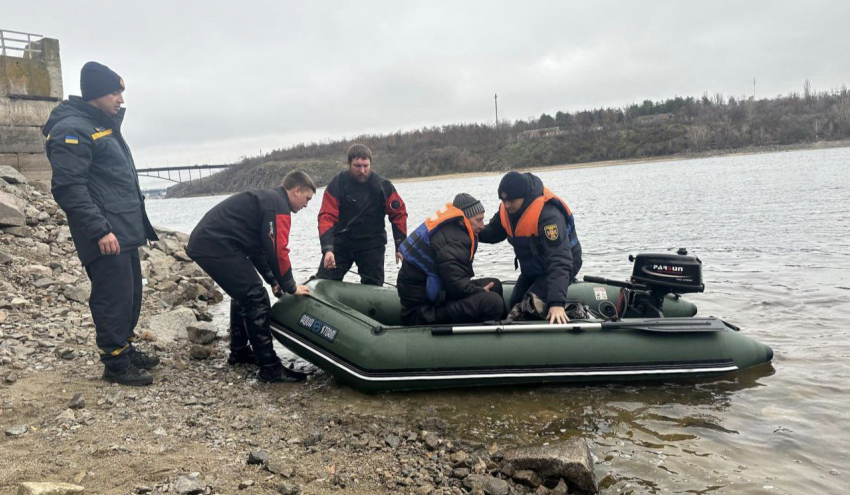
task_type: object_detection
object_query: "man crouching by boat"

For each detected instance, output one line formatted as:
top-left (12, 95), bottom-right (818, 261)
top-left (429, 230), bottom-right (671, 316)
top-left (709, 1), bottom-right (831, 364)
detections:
top-left (479, 172), bottom-right (582, 324)
top-left (186, 171), bottom-right (314, 383)
top-left (397, 194), bottom-right (505, 325)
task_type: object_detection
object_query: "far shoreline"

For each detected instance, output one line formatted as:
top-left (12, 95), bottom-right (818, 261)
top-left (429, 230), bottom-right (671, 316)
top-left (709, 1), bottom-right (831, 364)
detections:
top-left (160, 139), bottom-right (850, 198)
top-left (392, 138), bottom-right (850, 185)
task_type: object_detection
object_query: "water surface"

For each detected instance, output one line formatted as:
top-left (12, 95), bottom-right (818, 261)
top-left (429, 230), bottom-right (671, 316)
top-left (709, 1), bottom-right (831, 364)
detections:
top-left (147, 148), bottom-right (850, 494)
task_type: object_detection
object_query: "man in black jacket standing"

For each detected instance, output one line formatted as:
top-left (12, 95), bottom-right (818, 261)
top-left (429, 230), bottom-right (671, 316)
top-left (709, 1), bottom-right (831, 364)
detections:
top-left (186, 171), bottom-right (314, 383)
top-left (44, 62), bottom-right (160, 386)
top-left (397, 194), bottom-right (504, 325)
top-left (479, 172), bottom-right (582, 324)
top-left (316, 144), bottom-right (407, 286)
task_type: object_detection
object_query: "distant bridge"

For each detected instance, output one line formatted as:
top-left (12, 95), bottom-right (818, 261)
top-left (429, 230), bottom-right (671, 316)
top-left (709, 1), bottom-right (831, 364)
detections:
top-left (136, 164), bottom-right (230, 184)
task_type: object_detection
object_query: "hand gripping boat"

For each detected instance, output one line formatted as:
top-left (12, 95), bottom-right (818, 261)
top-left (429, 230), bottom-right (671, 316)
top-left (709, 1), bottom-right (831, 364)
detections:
top-left (269, 250), bottom-right (773, 392)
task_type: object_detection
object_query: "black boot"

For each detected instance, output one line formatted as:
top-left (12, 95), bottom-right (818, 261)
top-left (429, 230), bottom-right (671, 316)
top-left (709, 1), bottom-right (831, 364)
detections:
top-left (128, 347), bottom-right (160, 370)
top-left (257, 363), bottom-right (308, 383)
top-left (241, 288), bottom-right (285, 372)
top-left (227, 345), bottom-right (257, 365)
top-left (228, 300), bottom-right (256, 365)
top-left (102, 362), bottom-right (153, 386)
top-left (240, 289), bottom-right (306, 383)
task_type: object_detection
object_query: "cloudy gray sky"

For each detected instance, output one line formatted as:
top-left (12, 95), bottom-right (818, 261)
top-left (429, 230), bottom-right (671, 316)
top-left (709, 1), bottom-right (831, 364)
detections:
top-left (7, 1), bottom-right (850, 180)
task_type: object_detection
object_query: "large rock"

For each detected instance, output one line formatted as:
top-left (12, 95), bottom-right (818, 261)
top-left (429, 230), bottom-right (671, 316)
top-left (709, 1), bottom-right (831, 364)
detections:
top-left (501, 438), bottom-right (597, 493)
top-left (63, 283), bottom-right (91, 304)
top-left (0, 190), bottom-right (26, 227)
top-left (462, 474), bottom-right (509, 495)
top-left (0, 165), bottom-right (28, 184)
top-left (170, 475), bottom-right (204, 494)
top-left (23, 264), bottom-right (53, 278)
top-left (148, 307), bottom-right (197, 343)
top-left (153, 238), bottom-right (180, 255)
top-left (186, 322), bottom-right (218, 344)
top-left (17, 482), bottom-right (85, 495)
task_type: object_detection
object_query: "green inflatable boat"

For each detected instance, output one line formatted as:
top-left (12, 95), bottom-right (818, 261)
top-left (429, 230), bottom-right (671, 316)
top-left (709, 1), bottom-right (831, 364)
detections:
top-left (268, 251), bottom-right (774, 392)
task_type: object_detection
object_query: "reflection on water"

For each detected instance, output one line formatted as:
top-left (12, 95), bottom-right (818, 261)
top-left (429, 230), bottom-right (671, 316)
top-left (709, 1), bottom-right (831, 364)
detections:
top-left (148, 148), bottom-right (850, 494)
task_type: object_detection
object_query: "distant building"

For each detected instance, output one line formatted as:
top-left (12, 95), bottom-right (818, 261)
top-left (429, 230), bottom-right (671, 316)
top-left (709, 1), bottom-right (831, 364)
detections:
top-left (0, 29), bottom-right (63, 182)
top-left (634, 113), bottom-right (674, 126)
top-left (142, 188), bottom-right (168, 199)
top-left (517, 126), bottom-right (567, 141)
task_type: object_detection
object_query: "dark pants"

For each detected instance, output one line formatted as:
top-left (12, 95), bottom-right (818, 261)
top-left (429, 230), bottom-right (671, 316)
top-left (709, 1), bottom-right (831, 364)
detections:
top-left (188, 251), bottom-right (282, 375)
top-left (85, 248), bottom-right (142, 369)
top-left (509, 274), bottom-right (549, 308)
top-left (403, 278), bottom-right (505, 325)
top-left (315, 245), bottom-right (385, 286)
top-left (509, 256), bottom-right (582, 308)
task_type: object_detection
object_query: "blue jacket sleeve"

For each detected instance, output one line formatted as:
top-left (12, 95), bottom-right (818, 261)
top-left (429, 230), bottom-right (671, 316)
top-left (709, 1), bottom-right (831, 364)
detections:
top-left (539, 204), bottom-right (573, 307)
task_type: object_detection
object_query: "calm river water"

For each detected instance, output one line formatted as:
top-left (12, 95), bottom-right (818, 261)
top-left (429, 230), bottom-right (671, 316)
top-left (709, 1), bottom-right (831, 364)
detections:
top-left (147, 148), bottom-right (850, 494)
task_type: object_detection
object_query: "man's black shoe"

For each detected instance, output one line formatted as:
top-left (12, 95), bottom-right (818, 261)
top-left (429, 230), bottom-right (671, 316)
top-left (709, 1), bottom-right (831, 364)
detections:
top-left (257, 366), bottom-right (308, 383)
top-left (129, 348), bottom-right (160, 370)
top-left (102, 363), bottom-right (153, 387)
top-left (227, 348), bottom-right (257, 366)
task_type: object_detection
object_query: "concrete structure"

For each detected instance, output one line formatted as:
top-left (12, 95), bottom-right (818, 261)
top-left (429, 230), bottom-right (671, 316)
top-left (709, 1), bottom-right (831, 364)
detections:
top-left (0, 32), bottom-right (62, 182)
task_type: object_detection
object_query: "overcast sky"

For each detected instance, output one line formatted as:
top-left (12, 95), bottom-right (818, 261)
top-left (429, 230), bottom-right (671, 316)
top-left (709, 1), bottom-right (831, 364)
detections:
top-left (7, 1), bottom-right (850, 184)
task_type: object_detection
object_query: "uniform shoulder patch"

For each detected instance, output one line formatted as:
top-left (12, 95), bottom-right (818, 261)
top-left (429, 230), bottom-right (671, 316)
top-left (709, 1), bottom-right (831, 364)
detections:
top-left (544, 224), bottom-right (559, 241)
top-left (64, 135), bottom-right (79, 145)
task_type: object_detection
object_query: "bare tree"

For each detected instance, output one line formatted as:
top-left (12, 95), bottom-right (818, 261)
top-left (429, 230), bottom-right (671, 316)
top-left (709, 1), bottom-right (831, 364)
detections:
top-left (713, 92), bottom-right (725, 107)
top-left (804, 79), bottom-right (813, 101)
top-left (687, 125), bottom-right (709, 150)
top-left (745, 96), bottom-right (756, 121)
top-left (836, 94), bottom-right (850, 130)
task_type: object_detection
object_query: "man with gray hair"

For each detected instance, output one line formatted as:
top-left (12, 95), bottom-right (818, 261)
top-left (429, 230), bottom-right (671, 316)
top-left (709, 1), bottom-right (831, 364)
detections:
top-left (396, 193), bottom-right (504, 325)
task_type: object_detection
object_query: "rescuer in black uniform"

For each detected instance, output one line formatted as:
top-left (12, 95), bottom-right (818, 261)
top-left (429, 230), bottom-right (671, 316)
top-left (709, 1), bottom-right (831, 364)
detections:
top-left (315, 144), bottom-right (407, 286)
top-left (186, 171), bottom-right (315, 382)
top-left (479, 171), bottom-right (582, 324)
top-left (44, 62), bottom-right (160, 386)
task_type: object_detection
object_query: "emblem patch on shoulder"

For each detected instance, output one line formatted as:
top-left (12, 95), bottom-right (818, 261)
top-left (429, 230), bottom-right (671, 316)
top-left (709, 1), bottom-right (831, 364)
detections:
top-left (544, 224), bottom-right (559, 241)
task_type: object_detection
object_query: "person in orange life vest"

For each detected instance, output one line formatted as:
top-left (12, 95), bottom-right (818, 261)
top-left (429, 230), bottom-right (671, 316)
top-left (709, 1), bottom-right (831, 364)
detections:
top-left (316, 144), bottom-right (407, 286)
top-left (478, 172), bottom-right (582, 324)
top-left (187, 170), bottom-right (314, 383)
top-left (397, 194), bottom-right (504, 325)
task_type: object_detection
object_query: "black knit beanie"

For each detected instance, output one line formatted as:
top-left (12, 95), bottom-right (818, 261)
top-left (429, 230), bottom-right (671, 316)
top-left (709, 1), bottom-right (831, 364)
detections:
top-left (81, 62), bottom-right (124, 101)
top-left (452, 193), bottom-right (485, 218)
top-left (498, 171), bottom-right (529, 200)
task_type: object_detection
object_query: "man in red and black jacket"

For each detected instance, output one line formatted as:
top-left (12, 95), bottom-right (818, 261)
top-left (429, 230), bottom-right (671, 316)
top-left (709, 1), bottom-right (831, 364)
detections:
top-left (187, 171), bottom-right (315, 383)
top-left (316, 144), bottom-right (407, 286)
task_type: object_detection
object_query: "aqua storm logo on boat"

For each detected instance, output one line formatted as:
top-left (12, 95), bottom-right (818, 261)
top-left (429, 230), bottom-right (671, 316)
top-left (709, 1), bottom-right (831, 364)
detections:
top-left (298, 313), bottom-right (339, 343)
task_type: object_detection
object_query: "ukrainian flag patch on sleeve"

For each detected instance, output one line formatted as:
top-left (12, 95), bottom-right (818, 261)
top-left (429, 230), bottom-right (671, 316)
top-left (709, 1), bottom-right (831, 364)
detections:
top-left (64, 135), bottom-right (79, 145)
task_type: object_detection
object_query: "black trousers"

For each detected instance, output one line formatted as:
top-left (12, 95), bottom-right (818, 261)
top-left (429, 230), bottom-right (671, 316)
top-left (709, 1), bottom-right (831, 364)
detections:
top-left (509, 256), bottom-right (583, 309)
top-left (315, 244), bottom-right (385, 286)
top-left (403, 278), bottom-right (505, 325)
top-left (188, 251), bottom-right (282, 374)
top-left (85, 248), bottom-right (142, 368)
top-left (509, 274), bottom-right (549, 308)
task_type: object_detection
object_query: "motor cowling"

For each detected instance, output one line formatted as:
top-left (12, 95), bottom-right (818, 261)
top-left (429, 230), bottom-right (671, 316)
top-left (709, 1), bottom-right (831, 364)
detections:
top-left (630, 248), bottom-right (704, 294)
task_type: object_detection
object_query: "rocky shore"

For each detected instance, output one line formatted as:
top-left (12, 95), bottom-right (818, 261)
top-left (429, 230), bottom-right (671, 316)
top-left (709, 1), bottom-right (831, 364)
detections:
top-left (1, 165), bottom-right (599, 495)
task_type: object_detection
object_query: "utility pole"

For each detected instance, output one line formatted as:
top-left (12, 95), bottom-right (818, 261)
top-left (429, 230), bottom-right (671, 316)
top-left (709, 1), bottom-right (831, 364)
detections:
top-left (753, 78), bottom-right (756, 100)
top-left (494, 94), bottom-right (499, 126)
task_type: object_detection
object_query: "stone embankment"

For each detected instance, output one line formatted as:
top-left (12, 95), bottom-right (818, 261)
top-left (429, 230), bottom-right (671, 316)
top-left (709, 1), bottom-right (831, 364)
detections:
top-left (1, 165), bottom-right (599, 494)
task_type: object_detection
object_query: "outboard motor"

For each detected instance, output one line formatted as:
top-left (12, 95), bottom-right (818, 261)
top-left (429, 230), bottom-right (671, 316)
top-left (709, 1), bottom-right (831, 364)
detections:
top-left (585, 248), bottom-right (704, 318)
top-left (628, 248), bottom-right (703, 317)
